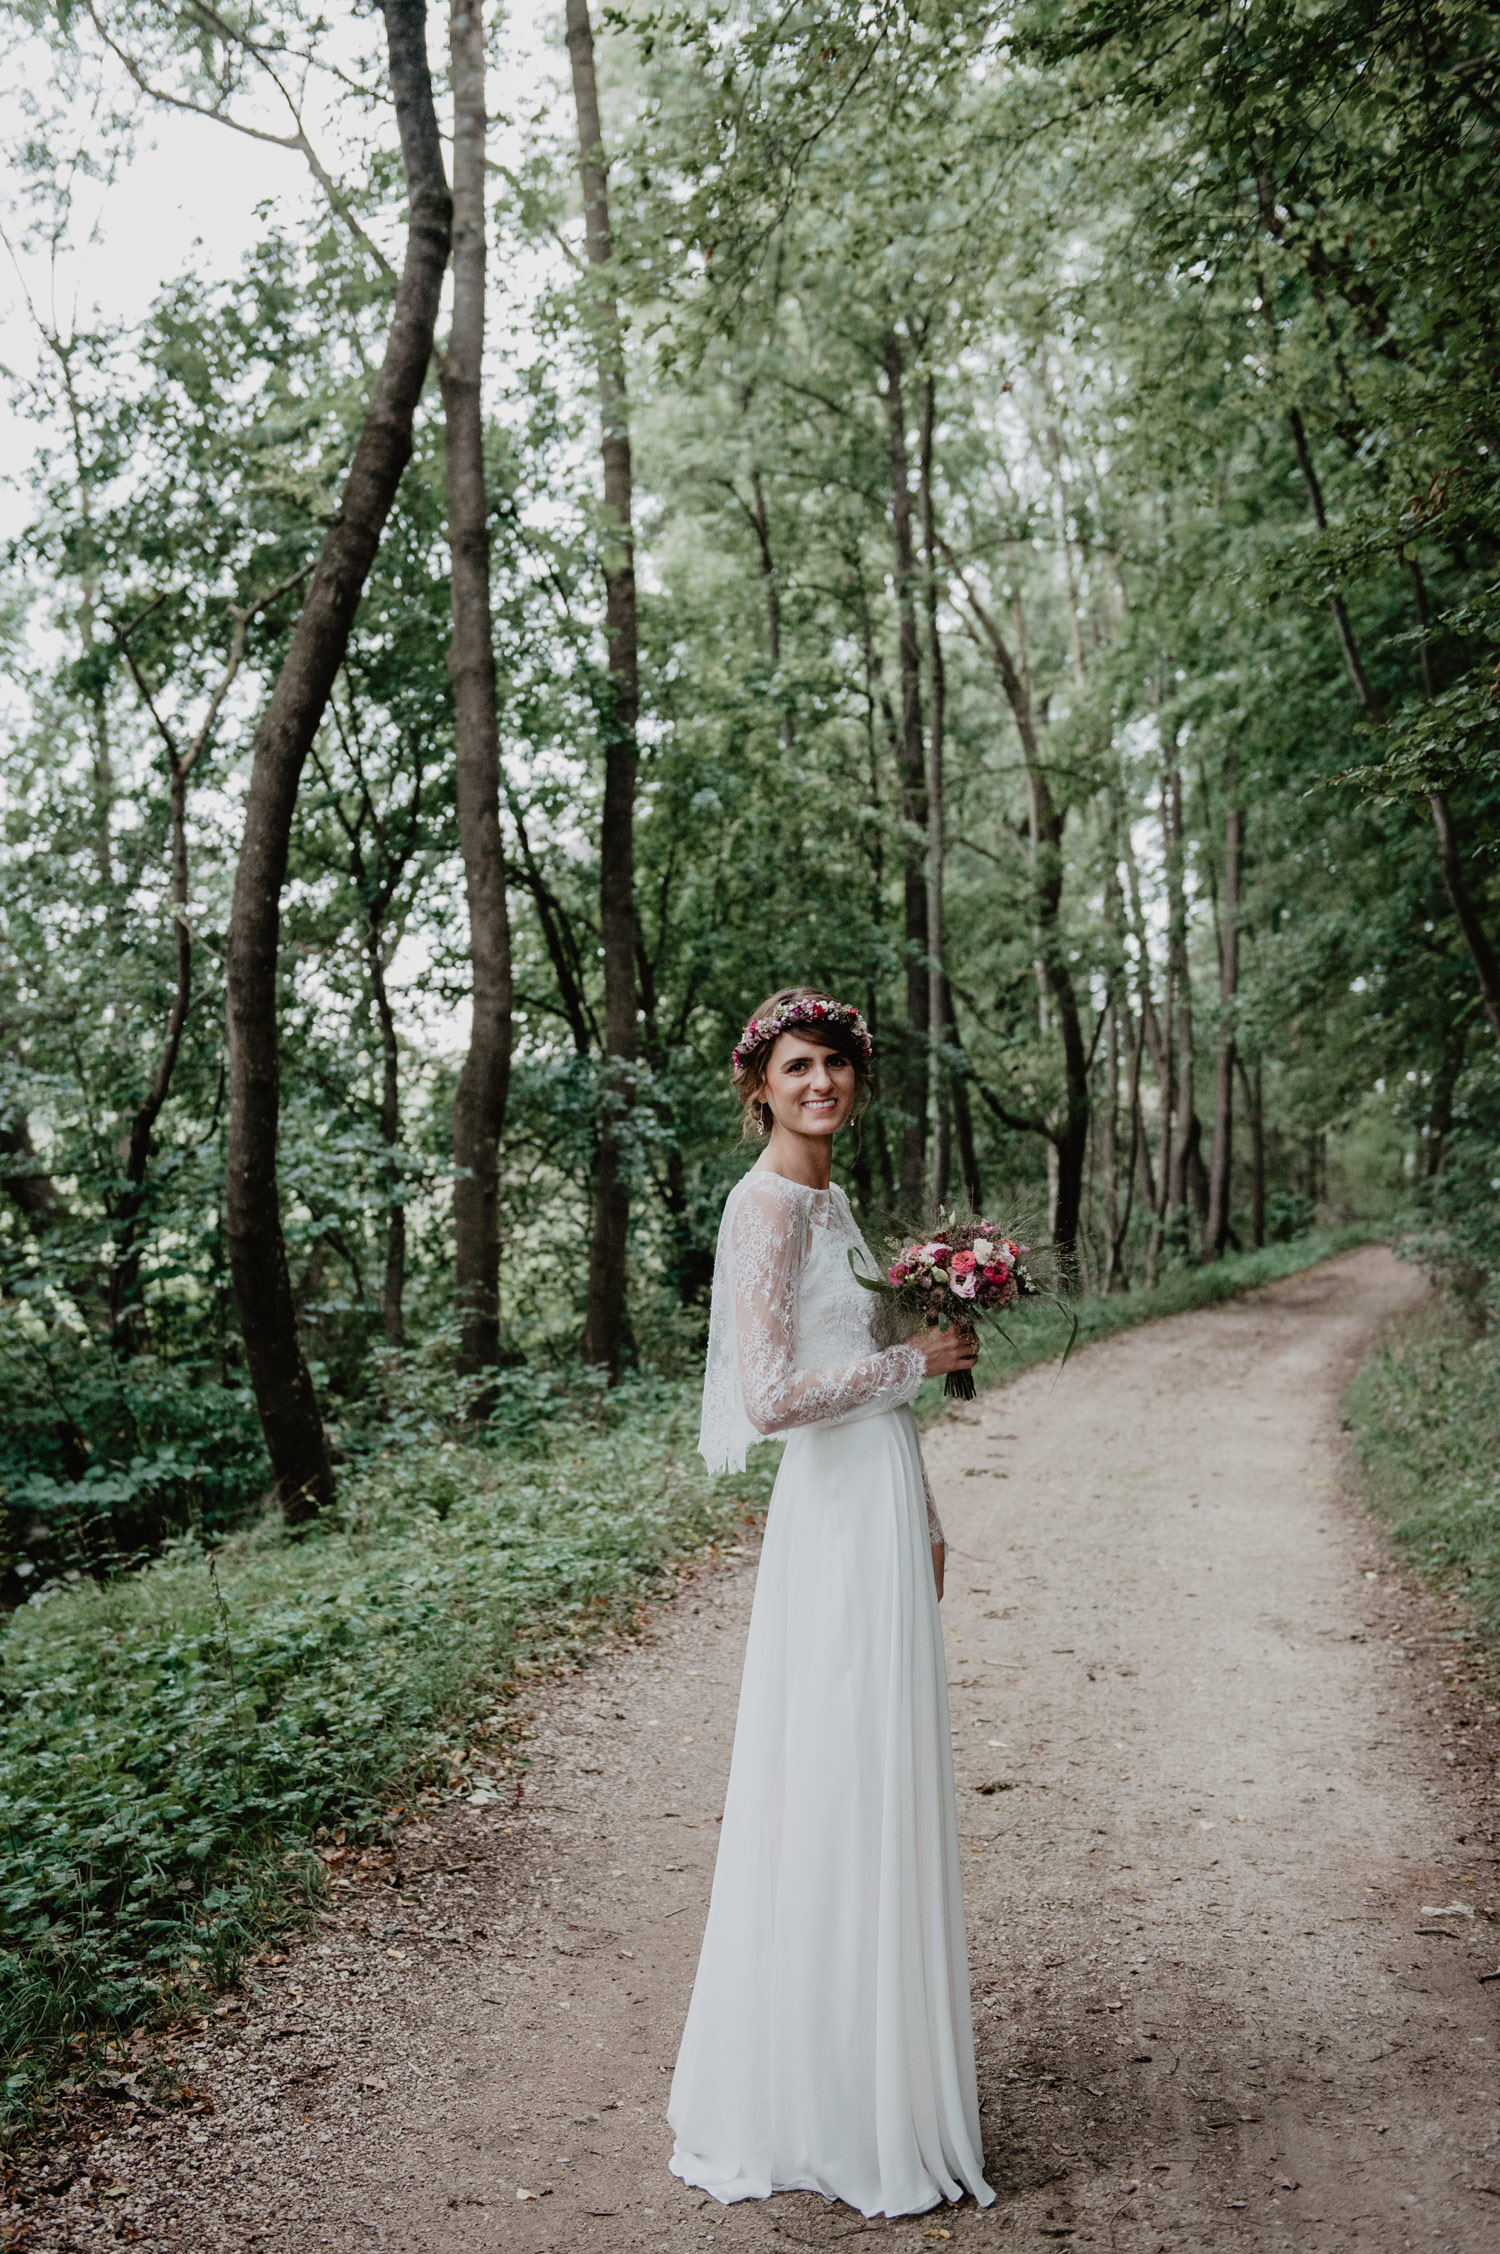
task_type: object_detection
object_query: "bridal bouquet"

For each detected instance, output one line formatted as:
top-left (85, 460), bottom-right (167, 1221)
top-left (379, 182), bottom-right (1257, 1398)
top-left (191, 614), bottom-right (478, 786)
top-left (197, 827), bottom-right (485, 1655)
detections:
top-left (853, 1214), bottom-right (1043, 1401)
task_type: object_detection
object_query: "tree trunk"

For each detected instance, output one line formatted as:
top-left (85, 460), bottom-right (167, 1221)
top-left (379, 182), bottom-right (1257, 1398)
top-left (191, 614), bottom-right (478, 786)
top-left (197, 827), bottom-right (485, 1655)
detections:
top-left (1118, 818), bottom-right (1162, 1232)
top-left (1144, 911), bottom-right (1174, 1289)
top-left (946, 559), bottom-right (1087, 1270)
top-left (368, 924), bottom-right (406, 1348)
top-left (1113, 1005), bottom-right (1146, 1289)
top-left (919, 371), bottom-right (949, 1206)
top-left (567, 0), bottom-right (639, 1377)
top-left (745, 467), bottom-right (794, 753)
top-left (1100, 1001), bottom-right (1120, 1288)
top-left (1288, 407), bottom-right (1386, 723)
top-left (1162, 762), bottom-right (1203, 1239)
top-left (1429, 791), bottom-right (1500, 1041)
top-left (941, 977), bottom-right (982, 1213)
top-left (1100, 843), bottom-right (1131, 1291)
top-left (224, 0), bottom-right (451, 1523)
top-left (882, 331), bottom-right (929, 1203)
top-left (1237, 1052), bottom-right (1266, 1247)
top-left (443, 0), bottom-right (513, 1378)
top-left (1204, 759), bottom-right (1242, 1259)
top-left (55, 345), bottom-right (116, 886)
top-left (853, 582), bottom-right (897, 1213)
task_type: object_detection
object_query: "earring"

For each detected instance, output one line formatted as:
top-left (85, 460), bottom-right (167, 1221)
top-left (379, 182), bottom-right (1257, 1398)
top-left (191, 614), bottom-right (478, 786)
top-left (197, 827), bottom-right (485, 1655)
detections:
top-left (757, 1104), bottom-right (770, 1137)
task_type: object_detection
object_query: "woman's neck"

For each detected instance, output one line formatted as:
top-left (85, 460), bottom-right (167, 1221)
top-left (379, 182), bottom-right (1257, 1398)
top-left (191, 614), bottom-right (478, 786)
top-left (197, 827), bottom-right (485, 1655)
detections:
top-left (757, 1126), bottom-right (834, 1190)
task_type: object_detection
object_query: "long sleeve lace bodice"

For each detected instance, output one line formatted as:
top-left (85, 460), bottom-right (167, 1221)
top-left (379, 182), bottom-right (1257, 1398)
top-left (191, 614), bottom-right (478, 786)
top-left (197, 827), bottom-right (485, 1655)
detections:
top-left (699, 1169), bottom-right (926, 1480)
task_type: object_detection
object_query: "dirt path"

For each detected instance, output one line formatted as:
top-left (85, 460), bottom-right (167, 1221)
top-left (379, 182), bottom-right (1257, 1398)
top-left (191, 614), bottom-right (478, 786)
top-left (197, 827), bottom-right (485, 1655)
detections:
top-left (14, 1246), bottom-right (1500, 2254)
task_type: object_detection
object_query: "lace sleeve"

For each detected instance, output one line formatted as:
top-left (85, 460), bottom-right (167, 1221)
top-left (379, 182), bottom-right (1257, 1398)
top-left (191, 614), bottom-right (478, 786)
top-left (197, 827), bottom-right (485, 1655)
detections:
top-left (733, 1175), bottom-right (925, 1436)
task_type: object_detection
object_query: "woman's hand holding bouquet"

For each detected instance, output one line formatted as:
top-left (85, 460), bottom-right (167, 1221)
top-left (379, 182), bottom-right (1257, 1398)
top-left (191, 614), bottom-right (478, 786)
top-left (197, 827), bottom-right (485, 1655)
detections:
top-left (853, 1216), bottom-right (1050, 1400)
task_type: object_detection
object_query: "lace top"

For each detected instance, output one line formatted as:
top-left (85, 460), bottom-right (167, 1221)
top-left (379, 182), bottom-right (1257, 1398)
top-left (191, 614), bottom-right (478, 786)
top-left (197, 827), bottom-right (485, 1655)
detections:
top-left (698, 1169), bottom-right (943, 1542)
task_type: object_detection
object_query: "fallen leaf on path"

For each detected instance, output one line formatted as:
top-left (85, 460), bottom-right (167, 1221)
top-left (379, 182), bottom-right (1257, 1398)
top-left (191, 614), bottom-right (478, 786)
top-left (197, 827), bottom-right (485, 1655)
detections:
top-left (384, 1949), bottom-right (408, 1963)
top-left (515, 2187), bottom-right (538, 2201)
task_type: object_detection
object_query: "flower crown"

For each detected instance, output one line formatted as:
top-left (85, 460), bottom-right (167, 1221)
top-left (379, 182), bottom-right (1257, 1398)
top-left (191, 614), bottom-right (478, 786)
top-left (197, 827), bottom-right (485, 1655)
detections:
top-left (731, 996), bottom-right (873, 1073)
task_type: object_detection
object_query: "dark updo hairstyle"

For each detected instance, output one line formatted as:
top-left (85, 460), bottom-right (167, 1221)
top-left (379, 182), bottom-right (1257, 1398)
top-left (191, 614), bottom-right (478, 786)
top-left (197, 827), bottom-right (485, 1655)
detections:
top-left (731, 986), bottom-right (874, 1142)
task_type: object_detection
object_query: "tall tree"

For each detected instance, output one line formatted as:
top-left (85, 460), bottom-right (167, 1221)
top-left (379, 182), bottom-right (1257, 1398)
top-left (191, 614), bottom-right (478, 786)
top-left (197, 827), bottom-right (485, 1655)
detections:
top-left (1204, 754), bottom-right (1242, 1259)
top-left (224, 0), bottom-right (451, 1521)
top-left (442, 0), bottom-right (513, 1378)
top-left (566, 0), bottom-right (639, 1377)
top-left (919, 369), bottom-right (950, 1207)
top-left (946, 555), bottom-right (1090, 1271)
top-left (882, 330), bottom-right (929, 1202)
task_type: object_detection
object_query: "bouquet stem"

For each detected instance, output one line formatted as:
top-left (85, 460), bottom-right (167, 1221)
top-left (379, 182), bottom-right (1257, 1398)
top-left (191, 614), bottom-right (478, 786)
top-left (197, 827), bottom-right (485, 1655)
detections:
top-left (944, 1324), bottom-right (977, 1401)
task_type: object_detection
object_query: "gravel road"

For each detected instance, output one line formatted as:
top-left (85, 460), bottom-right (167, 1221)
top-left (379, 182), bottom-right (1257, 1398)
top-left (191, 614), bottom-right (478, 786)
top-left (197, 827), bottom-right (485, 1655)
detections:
top-left (10, 1244), bottom-right (1500, 2254)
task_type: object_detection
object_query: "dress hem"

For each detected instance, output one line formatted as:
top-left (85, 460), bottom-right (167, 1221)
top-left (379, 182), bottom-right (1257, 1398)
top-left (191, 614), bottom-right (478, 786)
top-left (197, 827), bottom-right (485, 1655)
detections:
top-left (668, 2146), bottom-right (996, 2218)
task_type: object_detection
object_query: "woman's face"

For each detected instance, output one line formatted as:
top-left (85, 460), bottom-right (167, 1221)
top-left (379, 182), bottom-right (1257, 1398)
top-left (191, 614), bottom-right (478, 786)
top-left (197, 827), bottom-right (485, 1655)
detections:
top-left (759, 1033), bottom-right (857, 1141)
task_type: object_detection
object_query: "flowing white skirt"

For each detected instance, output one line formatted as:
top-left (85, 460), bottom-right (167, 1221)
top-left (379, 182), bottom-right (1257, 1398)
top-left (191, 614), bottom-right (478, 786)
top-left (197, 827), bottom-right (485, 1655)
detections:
top-left (668, 1406), bottom-right (994, 2217)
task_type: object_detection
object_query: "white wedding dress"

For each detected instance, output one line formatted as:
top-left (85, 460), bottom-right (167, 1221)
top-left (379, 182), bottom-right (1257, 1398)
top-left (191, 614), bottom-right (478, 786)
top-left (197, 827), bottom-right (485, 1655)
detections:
top-left (668, 1166), bottom-right (994, 2217)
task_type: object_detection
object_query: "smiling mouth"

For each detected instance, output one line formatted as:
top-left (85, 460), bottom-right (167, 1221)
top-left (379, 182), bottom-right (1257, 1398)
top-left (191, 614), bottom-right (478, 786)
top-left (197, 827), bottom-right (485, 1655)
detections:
top-left (801, 1097), bottom-right (838, 1111)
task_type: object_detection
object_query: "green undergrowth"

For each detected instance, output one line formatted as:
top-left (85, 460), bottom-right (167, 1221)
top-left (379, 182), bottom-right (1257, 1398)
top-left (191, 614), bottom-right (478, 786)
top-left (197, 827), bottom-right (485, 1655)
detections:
top-left (0, 1373), bottom-right (772, 2124)
top-left (1346, 1292), bottom-right (1500, 1644)
top-left (0, 1225), bottom-right (1377, 2123)
top-left (913, 1222), bottom-right (1383, 1416)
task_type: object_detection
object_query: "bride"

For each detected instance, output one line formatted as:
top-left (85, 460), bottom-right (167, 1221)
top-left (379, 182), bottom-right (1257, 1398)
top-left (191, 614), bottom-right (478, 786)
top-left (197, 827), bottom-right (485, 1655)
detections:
top-left (668, 987), bottom-right (995, 2218)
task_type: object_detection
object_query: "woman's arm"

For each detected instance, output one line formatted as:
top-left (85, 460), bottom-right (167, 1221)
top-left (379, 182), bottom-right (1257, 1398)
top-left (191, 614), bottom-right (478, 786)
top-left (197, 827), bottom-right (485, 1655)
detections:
top-left (733, 1178), bottom-right (923, 1433)
top-left (732, 1179), bottom-right (977, 1435)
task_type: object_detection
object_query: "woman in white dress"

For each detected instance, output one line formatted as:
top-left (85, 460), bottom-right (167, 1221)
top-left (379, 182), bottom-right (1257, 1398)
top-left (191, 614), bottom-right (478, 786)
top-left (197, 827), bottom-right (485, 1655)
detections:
top-left (668, 987), bottom-right (995, 2219)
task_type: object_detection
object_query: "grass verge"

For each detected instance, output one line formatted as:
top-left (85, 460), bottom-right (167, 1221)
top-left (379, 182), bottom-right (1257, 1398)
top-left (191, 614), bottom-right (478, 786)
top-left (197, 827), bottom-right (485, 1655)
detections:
top-left (1346, 1290), bottom-right (1500, 1641)
top-left (0, 1373), bottom-right (772, 2123)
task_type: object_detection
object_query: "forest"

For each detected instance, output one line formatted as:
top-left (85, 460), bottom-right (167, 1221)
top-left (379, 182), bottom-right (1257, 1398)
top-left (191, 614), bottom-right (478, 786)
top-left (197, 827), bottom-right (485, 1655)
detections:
top-left (0, 0), bottom-right (1497, 2099)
